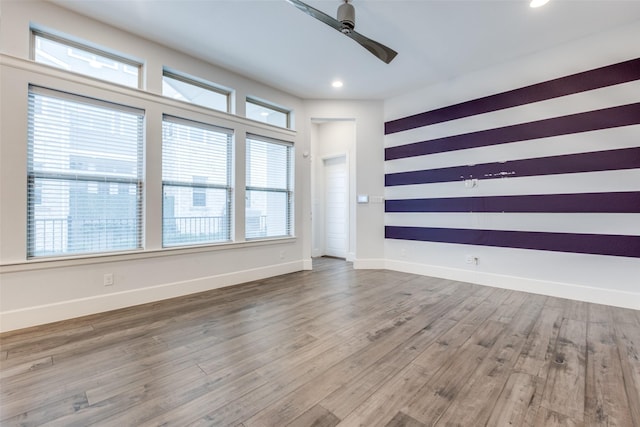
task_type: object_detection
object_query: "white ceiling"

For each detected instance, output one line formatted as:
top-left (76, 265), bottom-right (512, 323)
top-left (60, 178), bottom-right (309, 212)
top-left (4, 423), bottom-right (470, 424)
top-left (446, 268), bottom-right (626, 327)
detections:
top-left (51, 0), bottom-right (640, 100)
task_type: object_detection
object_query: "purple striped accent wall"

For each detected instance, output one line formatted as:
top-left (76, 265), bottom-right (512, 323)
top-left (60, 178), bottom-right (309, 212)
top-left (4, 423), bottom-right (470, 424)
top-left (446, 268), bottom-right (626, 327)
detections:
top-left (385, 192), bottom-right (640, 213)
top-left (386, 147), bottom-right (640, 186)
top-left (385, 58), bottom-right (640, 135)
top-left (385, 57), bottom-right (640, 259)
top-left (385, 102), bottom-right (640, 161)
top-left (385, 226), bottom-right (640, 258)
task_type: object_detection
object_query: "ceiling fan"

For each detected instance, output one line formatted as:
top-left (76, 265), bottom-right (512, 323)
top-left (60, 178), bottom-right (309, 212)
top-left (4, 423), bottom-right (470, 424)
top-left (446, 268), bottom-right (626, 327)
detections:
top-left (285, 0), bottom-right (398, 64)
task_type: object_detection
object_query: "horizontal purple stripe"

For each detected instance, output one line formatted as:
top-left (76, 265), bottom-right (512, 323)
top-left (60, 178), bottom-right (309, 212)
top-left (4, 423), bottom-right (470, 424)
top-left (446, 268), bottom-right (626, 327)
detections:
top-left (385, 103), bottom-right (640, 161)
top-left (385, 147), bottom-right (640, 186)
top-left (385, 226), bottom-right (640, 258)
top-left (385, 58), bottom-right (640, 135)
top-left (385, 192), bottom-right (640, 213)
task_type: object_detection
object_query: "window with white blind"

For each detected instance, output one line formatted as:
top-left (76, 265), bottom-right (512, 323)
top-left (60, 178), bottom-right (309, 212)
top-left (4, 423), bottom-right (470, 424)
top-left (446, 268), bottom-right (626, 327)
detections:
top-left (32, 30), bottom-right (141, 88)
top-left (27, 86), bottom-right (144, 258)
top-left (162, 70), bottom-right (230, 113)
top-left (162, 116), bottom-right (233, 247)
top-left (246, 134), bottom-right (293, 239)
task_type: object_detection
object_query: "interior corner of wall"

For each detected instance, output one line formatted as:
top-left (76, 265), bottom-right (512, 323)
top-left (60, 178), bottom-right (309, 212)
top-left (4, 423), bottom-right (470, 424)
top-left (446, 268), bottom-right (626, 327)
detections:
top-left (303, 258), bottom-right (313, 270)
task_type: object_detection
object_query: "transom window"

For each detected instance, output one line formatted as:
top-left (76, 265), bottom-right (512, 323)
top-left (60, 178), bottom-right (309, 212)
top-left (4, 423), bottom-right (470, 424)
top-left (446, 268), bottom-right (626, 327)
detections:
top-left (162, 116), bottom-right (233, 247)
top-left (162, 70), bottom-right (230, 113)
top-left (27, 86), bottom-right (144, 258)
top-left (246, 134), bottom-right (294, 239)
top-left (246, 98), bottom-right (291, 129)
top-left (32, 30), bottom-right (141, 88)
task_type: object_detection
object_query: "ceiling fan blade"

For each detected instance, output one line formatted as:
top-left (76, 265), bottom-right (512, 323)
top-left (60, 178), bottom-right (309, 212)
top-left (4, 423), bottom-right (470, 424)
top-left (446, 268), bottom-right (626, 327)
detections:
top-left (347, 31), bottom-right (398, 64)
top-left (285, 0), bottom-right (343, 32)
top-left (286, 0), bottom-right (398, 64)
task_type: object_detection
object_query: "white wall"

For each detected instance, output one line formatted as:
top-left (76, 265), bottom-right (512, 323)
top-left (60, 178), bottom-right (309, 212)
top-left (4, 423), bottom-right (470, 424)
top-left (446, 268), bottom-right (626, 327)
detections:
top-left (0, 0), bottom-right (312, 332)
top-left (304, 100), bottom-right (386, 268)
top-left (384, 22), bottom-right (640, 309)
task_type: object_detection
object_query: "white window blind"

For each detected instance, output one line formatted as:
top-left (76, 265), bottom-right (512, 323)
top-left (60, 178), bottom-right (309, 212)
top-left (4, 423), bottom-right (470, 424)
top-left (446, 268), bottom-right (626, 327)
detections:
top-left (27, 86), bottom-right (144, 258)
top-left (246, 134), bottom-right (293, 239)
top-left (162, 116), bottom-right (233, 247)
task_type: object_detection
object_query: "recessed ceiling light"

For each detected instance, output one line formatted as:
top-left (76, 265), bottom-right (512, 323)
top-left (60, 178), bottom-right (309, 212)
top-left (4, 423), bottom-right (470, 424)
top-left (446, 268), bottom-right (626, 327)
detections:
top-left (530, 0), bottom-right (550, 8)
top-left (260, 111), bottom-right (269, 117)
top-left (332, 80), bottom-right (343, 88)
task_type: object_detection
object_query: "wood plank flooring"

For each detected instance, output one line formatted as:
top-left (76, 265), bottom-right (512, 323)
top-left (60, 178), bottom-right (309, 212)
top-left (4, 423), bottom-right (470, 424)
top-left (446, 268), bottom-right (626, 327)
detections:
top-left (1, 257), bottom-right (639, 426)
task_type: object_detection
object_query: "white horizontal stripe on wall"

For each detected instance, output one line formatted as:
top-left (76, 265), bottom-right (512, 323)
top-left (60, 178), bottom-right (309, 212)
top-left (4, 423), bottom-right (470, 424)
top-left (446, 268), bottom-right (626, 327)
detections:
top-left (385, 169), bottom-right (640, 200)
top-left (385, 79), bottom-right (640, 148)
top-left (385, 212), bottom-right (640, 236)
top-left (385, 125), bottom-right (640, 174)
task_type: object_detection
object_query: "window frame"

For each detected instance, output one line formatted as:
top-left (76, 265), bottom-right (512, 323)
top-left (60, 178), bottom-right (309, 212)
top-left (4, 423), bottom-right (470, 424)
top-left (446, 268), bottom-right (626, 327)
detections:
top-left (31, 29), bottom-right (143, 88)
top-left (246, 97), bottom-right (292, 129)
top-left (161, 115), bottom-right (234, 248)
top-left (162, 69), bottom-right (231, 113)
top-left (27, 86), bottom-right (145, 258)
top-left (245, 133), bottom-right (294, 240)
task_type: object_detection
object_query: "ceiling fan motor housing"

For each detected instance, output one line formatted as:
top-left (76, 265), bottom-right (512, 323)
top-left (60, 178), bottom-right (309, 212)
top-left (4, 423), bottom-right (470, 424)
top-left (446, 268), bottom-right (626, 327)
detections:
top-left (337, 1), bottom-right (355, 33)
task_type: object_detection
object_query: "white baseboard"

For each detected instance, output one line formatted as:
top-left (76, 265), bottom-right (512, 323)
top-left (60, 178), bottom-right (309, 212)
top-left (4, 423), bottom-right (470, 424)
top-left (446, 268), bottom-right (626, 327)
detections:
top-left (0, 260), bottom-right (304, 333)
top-left (384, 259), bottom-right (640, 310)
top-left (4, 258), bottom-right (636, 333)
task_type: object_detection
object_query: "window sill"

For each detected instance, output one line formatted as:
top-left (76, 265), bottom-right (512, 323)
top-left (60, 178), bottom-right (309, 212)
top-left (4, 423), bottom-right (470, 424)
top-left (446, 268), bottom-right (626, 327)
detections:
top-left (0, 236), bottom-right (297, 273)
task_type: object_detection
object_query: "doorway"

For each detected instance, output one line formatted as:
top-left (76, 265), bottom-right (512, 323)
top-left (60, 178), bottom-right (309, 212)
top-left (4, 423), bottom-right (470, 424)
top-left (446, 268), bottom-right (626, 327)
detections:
top-left (310, 119), bottom-right (355, 261)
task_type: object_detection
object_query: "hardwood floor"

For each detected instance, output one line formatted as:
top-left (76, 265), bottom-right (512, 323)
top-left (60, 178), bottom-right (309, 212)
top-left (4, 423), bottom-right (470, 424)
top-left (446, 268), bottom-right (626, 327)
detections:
top-left (1, 257), bottom-right (639, 426)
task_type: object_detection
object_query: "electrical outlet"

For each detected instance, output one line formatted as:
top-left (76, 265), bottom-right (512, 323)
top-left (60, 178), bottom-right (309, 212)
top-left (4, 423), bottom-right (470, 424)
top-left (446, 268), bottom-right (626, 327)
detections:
top-left (103, 273), bottom-right (114, 286)
top-left (279, 250), bottom-right (285, 260)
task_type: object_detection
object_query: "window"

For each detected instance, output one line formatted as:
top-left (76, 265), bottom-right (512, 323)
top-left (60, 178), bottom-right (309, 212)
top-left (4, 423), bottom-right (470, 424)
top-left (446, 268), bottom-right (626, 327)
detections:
top-left (162, 116), bottom-right (233, 247)
top-left (33, 31), bottom-right (140, 88)
top-left (246, 134), bottom-right (293, 239)
top-left (27, 87), bottom-right (144, 258)
top-left (163, 70), bottom-right (230, 113)
top-left (246, 98), bottom-right (291, 128)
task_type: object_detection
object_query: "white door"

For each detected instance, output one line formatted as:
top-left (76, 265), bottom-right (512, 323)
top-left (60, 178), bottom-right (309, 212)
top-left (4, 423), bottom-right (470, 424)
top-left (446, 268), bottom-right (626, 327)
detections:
top-left (324, 156), bottom-right (347, 258)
